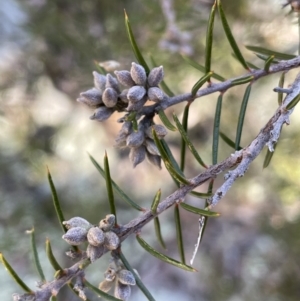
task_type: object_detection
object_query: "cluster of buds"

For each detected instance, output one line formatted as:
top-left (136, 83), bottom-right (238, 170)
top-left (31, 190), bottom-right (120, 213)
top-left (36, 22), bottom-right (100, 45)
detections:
top-left (62, 214), bottom-right (119, 262)
top-left (99, 259), bottom-right (136, 301)
top-left (77, 62), bottom-right (168, 168)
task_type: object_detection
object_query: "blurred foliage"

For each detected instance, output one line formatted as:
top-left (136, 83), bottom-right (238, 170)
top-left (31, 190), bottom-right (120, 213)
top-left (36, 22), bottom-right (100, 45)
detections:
top-left (1, 0), bottom-right (300, 300)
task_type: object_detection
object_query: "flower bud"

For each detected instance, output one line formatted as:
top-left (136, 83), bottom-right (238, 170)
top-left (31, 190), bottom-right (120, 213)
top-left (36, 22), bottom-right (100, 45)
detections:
top-left (146, 152), bottom-right (162, 169)
top-left (86, 244), bottom-right (105, 263)
top-left (102, 87), bottom-right (118, 108)
top-left (90, 107), bottom-right (114, 121)
top-left (114, 282), bottom-right (131, 301)
top-left (87, 227), bottom-right (105, 246)
top-left (106, 74), bottom-right (120, 93)
top-left (145, 124), bottom-right (167, 139)
top-left (114, 70), bottom-right (135, 87)
top-left (119, 89), bottom-right (129, 103)
top-left (127, 86), bottom-right (146, 103)
top-left (99, 280), bottom-right (114, 293)
top-left (104, 231), bottom-right (120, 250)
top-left (99, 214), bottom-right (116, 232)
top-left (63, 217), bottom-right (92, 230)
top-left (129, 145), bottom-right (146, 168)
top-left (147, 66), bottom-right (164, 87)
top-left (62, 227), bottom-right (87, 246)
top-left (145, 138), bottom-right (160, 156)
top-left (126, 129), bottom-right (145, 148)
top-left (78, 88), bottom-right (103, 106)
top-left (127, 96), bottom-right (147, 112)
top-left (121, 121), bottom-right (133, 135)
top-left (147, 87), bottom-right (165, 102)
top-left (117, 270), bottom-right (136, 286)
top-left (93, 71), bottom-right (106, 91)
top-left (130, 62), bottom-right (147, 86)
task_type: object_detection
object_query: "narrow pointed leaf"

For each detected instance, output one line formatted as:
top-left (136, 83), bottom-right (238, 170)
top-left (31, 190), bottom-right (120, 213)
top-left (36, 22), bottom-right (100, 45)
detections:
top-left (217, 0), bottom-right (249, 70)
top-left (158, 110), bottom-right (177, 131)
top-left (231, 53), bottom-right (259, 70)
top-left (263, 147), bottom-right (276, 169)
top-left (154, 217), bottom-right (167, 249)
top-left (0, 253), bottom-right (33, 293)
top-left (50, 297), bottom-right (57, 301)
top-left (231, 75), bottom-right (254, 86)
top-left (278, 72), bottom-right (286, 105)
top-left (104, 152), bottom-right (117, 221)
top-left (286, 93), bottom-right (300, 110)
top-left (255, 53), bottom-right (279, 63)
top-left (119, 252), bottom-right (156, 301)
top-left (212, 94), bottom-right (223, 164)
top-left (220, 131), bottom-right (242, 150)
top-left (85, 280), bottom-right (122, 301)
top-left (27, 228), bottom-right (46, 282)
top-left (189, 191), bottom-right (212, 198)
top-left (180, 203), bottom-right (220, 217)
top-left (264, 55), bottom-right (275, 72)
top-left (182, 55), bottom-right (225, 81)
top-left (136, 235), bottom-right (196, 272)
top-left (151, 189), bottom-right (161, 214)
top-left (46, 239), bottom-right (62, 271)
top-left (245, 45), bottom-right (296, 60)
top-left (205, 1), bottom-right (217, 75)
top-left (89, 154), bottom-right (144, 211)
top-left (174, 204), bottom-right (185, 264)
top-left (192, 72), bottom-right (213, 96)
top-left (179, 104), bottom-right (189, 171)
top-left (124, 11), bottom-right (150, 73)
top-left (173, 113), bottom-right (207, 168)
top-left (235, 84), bottom-right (251, 150)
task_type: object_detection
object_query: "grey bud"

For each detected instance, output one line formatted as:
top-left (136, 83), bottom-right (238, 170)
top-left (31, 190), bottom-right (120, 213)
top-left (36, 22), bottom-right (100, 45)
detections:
top-left (145, 138), bottom-right (160, 156)
top-left (104, 267), bottom-right (117, 282)
top-left (146, 152), bottom-right (162, 169)
top-left (114, 70), bottom-right (135, 87)
top-left (63, 217), bottom-right (92, 230)
top-left (117, 270), bottom-right (136, 286)
top-left (62, 227), bottom-right (87, 246)
top-left (119, 89), bottom-right (129, 103)
top-left (129, 145), bottom-right (146, 168)
top-left (102, 87), bottom-right (118, 108)
top-left (130, 62), bottom-right (147, 86)
top-left (106, 74), bottom-right (120, 93)
top-left (147, 87), bottom-right (165, 102)
top-left (148, 66), bottom-right (164, 87)
top-left (90, 107), bottom-right (114, 121)
top-left (121, 121), bottom-right (133, 135)
top-left (114, 282), bottom-right (131, 301)
top-left (99, 214), bottom-right (116, 232)
top-left (145, 124), bottom-right (168, 139)
top-left (78, 88), bottom-right (103, 107)
top-left (99, 280), bottom-right (114, 293)
top-left (127, 96), bottom-right (147, 112)
top-left (93, 71), bottom-right (106, 91)
top-left (127, 86), bottom-right (146, 103)
top-left (86, 244), bottom-right (105, 263)
top-left (126, 130), bottom-right (145, 148)
top-left (87, 227), bottom-right (105, 246)
top-left (104, 231), bottom-right (120, 250)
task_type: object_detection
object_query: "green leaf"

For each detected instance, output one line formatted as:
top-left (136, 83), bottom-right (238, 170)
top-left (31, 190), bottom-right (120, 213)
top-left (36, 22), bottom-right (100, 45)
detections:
top-left (46, 239), bottom-right (62, 271)
top-left (231, 53), bottom-right (259, 70)
top-left (192, 72), bottom-right (214, 96)
top-left (0, 253), bottom-right (33, 293)
top-left (231, 75), bottom-right (254, 86)
top-left (255, 53), bottom-right (279, 63)
top-left (235, 84), bottom-right (251, 150)
top-left (182, 55), bottom-right (225, 81)
top-left (189, 191), bottom-right (213, 198)
top-left (27, 228), bottom-right (46, 282)
top-left (174, 204), bottom-right (185, 264)
top-left (217, 0), bottom-right (249, 70)
top-left (89, 154), bottom-right (144, 211)
top-left (278, 72), bottom-right (286, 105)
top-left (205, 1), bottom-right (217, 75)
top-left (286, 93), bottom-right (300, 110)
top-left (136, 235), bottom-right (196, 272)
top-left (104, 152), bottom-right (117, 222)
top-left (212, 94), bottom-right (223, 164)
top-left (180, 203), bottom-right (220, 217)
top-left (264, 55), bottom-right (275, 72)
top-left (154, 217), bottom-right (167, 249)
top-left (124, 10), bottom-right (150, 73)
top-left (119, 252), bottom-right (156, 301)
top-left (151, 189), bottom-right (161, 214)
top-left (263, 147), bottom-right (276, 169)
top-left (245, 45), bottom-right (296, 60)
top-left (153, 131), bottom-right (190, 185)
top-left (179, 104), bottom-right (189, 171)
top-left (219, 131), bottom-right (242, 150)
top-left (158, 110), bottom-right (177, 132)
top-left (173, 112), bottom-right (207, 168)
top-left (85, 280), bottom-right (122, 301)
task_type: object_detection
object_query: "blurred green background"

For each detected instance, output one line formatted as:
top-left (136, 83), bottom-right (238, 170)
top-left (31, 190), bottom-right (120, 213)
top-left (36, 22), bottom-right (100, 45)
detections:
top-left (1, 0), bottom-right (300, 300)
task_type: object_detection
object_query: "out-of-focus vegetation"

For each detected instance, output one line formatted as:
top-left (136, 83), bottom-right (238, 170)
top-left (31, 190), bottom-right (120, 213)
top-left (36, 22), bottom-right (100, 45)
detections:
top-left (1, 0), bottom-right (300, 300)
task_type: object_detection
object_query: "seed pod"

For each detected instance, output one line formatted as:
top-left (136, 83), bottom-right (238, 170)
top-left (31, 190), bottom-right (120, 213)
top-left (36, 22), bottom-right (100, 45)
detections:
top-left (119, 89), bottom-right (129, 103)
top-left (102, 87), bottom-right (118, 108)
top-left (148, 66), bottom-right (164, 87)
top-left (127, 86), bottom-right (146, 103)
top-left (114, 282), bottom-right (131, 301)
top-left (147, 87), bottom-right (165, 102)
top-left (129, 145), bottom-right (146, 168)
top-left (117, 270), bottom-right (136, 286)
top-left (145, 138), bottom-right (160, 156)
top-left (145, 124), bottom-right (168, 139)
top-left (146, 152), bottom-right (162, 169)
top-left (62, 217), bottom-right (92, 230)
top-left (93, 71), bottom-right (106, 91)
top-left (99, 280), bottom-right (114, 293)
top-left (87, 227), bottom-right (105, 246)
top-left (90, 107), bottom-right (114, 121)
top-left (126, 130), bottom-right (145, 148)
top-left (130, 62), bottom-right (147, 86)
top-left (62, 227), bottom-right (88, 246)
top-left (99, 214), bottom-right (116, 232)
top-left (104, 231), bottom-right (120, 250)
top-left (105, 74), bottom-right (120, 93)
top-left (78, 88), bottom-right (103, 106)
top-left (114, 70), bottom-right (135, 87)
top-left (86, 244), bottom-right (105, 263)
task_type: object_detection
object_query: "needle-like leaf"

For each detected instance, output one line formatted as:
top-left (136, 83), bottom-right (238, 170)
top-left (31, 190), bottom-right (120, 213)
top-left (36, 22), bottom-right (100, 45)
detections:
top-left (180, 203), bottom-right (220, 217)
top-left (174, 204), bottom-right (185, 264)
top-left (245, 45), bottom-right (296, 60)
top-left (212, 94), bottom-right (223, 164)
top-left (154, 217), bottom-right (167, 250)
top-left (85, 280), bottom-right (122, 301)
top-left (158, 110), bottom-right (177, 132)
